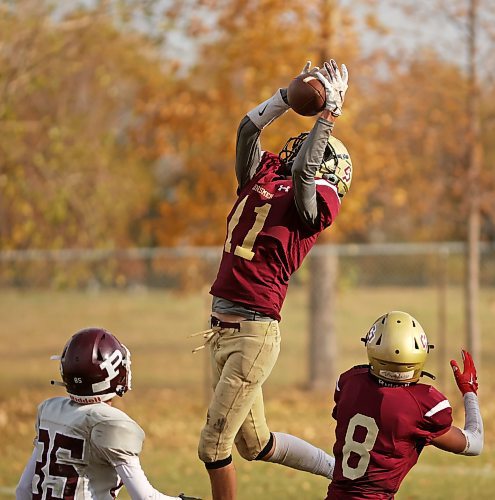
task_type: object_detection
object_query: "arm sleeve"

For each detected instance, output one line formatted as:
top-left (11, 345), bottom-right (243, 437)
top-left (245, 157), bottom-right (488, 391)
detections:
top-left (236, 89), bottom-right (290, 189)
top-left (291, 117), bottom-right (336, 228)
top-left (116, 456), bottom-right (180, 500)
top-left (459, 392), bottom-right (484, 456)
top-left (235, 116), bottom-right (262, 189)
top-left (15, 448), bottom-right (37, 500)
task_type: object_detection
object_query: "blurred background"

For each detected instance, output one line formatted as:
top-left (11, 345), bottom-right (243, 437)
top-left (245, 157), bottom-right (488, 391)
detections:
top-left (1, 0), bottom-right (494, 498)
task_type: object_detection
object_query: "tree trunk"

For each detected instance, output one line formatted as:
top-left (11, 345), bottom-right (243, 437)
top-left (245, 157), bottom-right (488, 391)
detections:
top-left (307, 0), bottom-right (338, 391)
top-left (309, 251), bottom-right (338, 390)
top-left (465, 0), bottom-right (482, 363)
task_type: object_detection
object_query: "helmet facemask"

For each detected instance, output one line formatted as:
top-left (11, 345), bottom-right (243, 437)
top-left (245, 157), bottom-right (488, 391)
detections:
top-left (317, 136), bottom-right (352, 198)
top-left (279, 133), bottom-right (352, 198)
top-left (279, 132), bottom-right (308, 175)
top-left (117, 344), bottom-right (132, 397)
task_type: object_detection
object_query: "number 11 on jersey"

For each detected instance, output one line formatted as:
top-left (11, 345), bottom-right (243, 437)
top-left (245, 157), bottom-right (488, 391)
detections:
top-left (224, 196), bottom-right (272, 261)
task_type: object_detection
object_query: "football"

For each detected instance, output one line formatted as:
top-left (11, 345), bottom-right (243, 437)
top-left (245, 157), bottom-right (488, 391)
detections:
top-left (287, 73), bottom-right (326, 116)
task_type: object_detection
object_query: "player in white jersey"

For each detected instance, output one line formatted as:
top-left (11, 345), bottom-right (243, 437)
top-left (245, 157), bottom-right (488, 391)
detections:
top-left (16, 327), bottom-right (201, 500)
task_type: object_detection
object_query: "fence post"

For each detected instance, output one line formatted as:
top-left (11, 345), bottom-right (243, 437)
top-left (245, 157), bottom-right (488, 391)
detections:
top-left (437, 247), bottom-right (449, 387)
top-left (308, 249), bottom-right (338, 391)
top-left (202, 285), bottom-right (212, 406)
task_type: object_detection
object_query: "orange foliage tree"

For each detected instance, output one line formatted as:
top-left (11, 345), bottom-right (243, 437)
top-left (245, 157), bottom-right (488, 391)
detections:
top-left (0, 1), bottom-right (158, 251)
top-left (134, 0), bottom-right (370, 246)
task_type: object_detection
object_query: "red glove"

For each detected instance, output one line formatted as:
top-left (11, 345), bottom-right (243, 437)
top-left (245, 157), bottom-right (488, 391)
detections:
top-left (450, 349), bottom-right (478, 395)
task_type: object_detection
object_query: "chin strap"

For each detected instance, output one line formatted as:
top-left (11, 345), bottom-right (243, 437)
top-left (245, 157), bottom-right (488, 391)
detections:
top-left (421, 371), bottom-right (436, 380)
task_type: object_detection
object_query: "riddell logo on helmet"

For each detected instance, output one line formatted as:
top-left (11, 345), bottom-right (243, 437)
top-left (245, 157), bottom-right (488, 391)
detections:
top-left (380, 369), bottom-right (414, 381)
top-left (70, 394), bottom-right (103, 404)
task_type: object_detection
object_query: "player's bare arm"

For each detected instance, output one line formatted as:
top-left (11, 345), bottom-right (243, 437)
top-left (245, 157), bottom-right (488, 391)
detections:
top-left (431, 350), bottom-right (483, 455)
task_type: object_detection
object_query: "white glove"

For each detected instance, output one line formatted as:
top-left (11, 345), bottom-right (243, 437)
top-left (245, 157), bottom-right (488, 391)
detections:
top-left (315, 59), bottom-right (349, 117)
top-left (300, 60), bottom-right (320, 76)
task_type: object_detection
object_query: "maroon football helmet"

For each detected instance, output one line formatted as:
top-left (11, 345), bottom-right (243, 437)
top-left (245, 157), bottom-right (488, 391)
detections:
top-left (56, 328), bottom-right (132, 404)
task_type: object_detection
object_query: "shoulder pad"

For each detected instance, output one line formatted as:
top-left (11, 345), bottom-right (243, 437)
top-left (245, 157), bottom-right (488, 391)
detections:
top-left (36, 397), bottom-right (64, 432)
top-left (91, 419), bottom-right (145, 454)
top-left (343, 365), bottom-right (370, 377)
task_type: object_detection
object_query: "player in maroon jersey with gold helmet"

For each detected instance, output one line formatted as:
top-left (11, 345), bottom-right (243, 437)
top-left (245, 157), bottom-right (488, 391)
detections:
top-left (326, 311), bottom-right (483, 499)
top-left (194, 59), bottom-right (351, 500)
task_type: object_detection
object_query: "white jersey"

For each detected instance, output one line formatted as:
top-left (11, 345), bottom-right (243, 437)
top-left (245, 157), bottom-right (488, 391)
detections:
top-left (30, 396), bottom-right (145, 499)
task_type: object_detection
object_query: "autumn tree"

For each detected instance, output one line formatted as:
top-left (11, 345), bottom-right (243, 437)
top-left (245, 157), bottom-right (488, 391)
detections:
top-left (0, 0), bottom-right (161, 252)
top-left (135, 0), bottom-right (367, 247)
top-left (374, 0), bottom-right (495, 361)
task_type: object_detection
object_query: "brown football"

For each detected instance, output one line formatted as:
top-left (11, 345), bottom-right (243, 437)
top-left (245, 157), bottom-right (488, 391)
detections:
top-left (287, 73), bottom-right (325, 116)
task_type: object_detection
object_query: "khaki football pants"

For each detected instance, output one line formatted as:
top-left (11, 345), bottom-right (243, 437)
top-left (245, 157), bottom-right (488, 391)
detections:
top-left (198, 320), bottom-right (281, 464)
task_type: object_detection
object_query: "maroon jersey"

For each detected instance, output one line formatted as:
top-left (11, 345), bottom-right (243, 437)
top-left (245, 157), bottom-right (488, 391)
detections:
top-left (326, 366), bottom-right (452, 500)
top-left (210, 151), bottom-right (341, 321)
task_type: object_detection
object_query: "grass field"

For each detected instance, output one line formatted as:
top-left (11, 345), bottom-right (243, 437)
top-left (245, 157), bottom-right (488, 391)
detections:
top-left (0, 286), bottom-right (493, 499)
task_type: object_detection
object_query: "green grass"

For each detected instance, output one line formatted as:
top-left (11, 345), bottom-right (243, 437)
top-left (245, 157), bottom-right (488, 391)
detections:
top-left (0, 286), bottom-right (494, 499)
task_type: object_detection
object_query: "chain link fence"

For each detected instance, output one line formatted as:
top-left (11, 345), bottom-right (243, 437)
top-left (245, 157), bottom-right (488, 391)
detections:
top-left (2, 242), bottom-right (494, 290)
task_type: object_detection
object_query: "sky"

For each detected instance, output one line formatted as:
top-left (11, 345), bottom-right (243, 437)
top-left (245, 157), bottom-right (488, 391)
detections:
top-left (53, 0), bottom-right (494, 79)
top-left (347, 0), bottom-right (494, 78)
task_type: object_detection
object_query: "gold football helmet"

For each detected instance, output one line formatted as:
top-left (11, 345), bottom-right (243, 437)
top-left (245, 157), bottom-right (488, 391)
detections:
top-left (317, 136), bottom-right (352, 198)
top-left (279, 134), bottom-right (352, 198)
top-left (362, 311), bottom-right (434, 384)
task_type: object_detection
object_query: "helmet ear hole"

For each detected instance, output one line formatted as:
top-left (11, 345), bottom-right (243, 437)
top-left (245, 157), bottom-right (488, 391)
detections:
top-left (323, 173), bottom-right (339, 185)
top-left (395, 349), bottom-right (400, 354)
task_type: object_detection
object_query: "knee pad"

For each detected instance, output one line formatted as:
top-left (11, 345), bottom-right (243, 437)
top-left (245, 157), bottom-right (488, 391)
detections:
top-left (234, 434), bottom-right (256, 461)
top-left (235, 432), bottom-right (274, 461)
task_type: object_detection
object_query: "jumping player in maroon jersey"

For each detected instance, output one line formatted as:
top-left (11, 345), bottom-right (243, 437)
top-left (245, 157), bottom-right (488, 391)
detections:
top-left (194, 59), bottom-right (352, 500)
top-left (326, 311), bottom-right (483, 500)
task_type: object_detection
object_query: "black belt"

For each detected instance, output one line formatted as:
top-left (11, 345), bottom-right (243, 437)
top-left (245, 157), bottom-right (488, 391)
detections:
top-left (210, 316), bottom-right (241, 330)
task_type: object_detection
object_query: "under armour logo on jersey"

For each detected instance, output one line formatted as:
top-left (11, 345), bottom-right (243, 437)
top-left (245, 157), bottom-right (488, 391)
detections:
top-left (278, 185), bottom-right (291, 192)
top-left (92, 350), bottom-right (123, 392)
